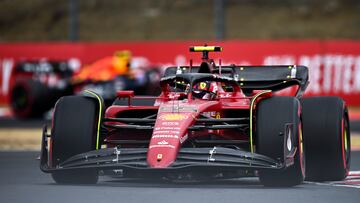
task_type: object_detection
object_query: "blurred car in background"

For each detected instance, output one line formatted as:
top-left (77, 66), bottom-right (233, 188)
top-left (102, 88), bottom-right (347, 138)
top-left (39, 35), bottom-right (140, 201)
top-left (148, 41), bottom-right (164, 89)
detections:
top-left (10, 51), bottom-right (161, 119)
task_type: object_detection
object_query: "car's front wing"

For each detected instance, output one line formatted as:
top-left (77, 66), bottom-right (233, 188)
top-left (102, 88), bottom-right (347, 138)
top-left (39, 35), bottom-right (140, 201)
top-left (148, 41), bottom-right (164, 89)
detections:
top-left (40, 127), bottom-right (294, 174)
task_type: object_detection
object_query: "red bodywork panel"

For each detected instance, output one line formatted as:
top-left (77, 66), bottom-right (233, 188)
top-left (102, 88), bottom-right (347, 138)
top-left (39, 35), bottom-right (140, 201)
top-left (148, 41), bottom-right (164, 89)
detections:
top-left (105, 88), bottom-right (262, 168)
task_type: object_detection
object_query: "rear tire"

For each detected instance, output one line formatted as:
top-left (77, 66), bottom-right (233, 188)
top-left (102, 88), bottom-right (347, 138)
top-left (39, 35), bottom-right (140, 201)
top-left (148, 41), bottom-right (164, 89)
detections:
top-left (301, 96), bottom-right (350, 181)
top-left (256, 96), bottom-right (305, 187)
top-left (10, 80), bottom-right (50, 118)
top-left (10, 79), bottom-right (70, 119)
top-left (51, 95), bottom-right (100, 184)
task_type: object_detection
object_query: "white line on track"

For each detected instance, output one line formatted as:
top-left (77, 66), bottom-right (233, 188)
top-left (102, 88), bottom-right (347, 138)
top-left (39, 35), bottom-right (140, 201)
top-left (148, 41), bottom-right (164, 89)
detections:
top-left (306, 171), bottom-right (360, 189)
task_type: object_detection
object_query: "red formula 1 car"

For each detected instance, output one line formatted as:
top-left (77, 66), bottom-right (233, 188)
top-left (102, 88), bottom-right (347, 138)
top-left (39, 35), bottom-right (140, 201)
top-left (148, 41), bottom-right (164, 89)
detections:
top-left (40, 46), bottom-right (351, 186)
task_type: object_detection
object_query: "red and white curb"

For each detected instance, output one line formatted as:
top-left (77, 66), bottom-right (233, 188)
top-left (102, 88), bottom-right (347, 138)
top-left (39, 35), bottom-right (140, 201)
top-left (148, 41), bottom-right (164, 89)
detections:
top-left (306, 171), bottom-right (360, 189)
top-left (349, 111), bottom-right (360, 120)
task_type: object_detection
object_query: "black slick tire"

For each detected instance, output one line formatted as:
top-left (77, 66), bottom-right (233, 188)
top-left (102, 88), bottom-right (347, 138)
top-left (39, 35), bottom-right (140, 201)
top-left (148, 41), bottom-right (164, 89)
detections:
top-left (51, 95), bottom-right (99, 184)
top-left (10, 80), bottom-right (50, 118)
top-left (301, 96), bottom-right (350, 181)
top-left (256, 96), bottom-right (305, 187)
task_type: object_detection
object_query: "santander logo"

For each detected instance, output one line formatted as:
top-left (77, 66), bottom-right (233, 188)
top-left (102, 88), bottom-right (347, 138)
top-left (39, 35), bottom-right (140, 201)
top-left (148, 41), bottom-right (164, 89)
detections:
top-left (159, 114), bottom-right (188, 121)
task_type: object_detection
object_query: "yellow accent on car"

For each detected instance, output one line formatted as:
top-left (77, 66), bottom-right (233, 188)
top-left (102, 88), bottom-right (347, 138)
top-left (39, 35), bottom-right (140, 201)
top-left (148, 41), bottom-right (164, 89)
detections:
top-left (344, 128), bottom-right (348, 151)
top-left (249, 90), bottom-right (272, 153)
top-left (215, 112), bottom-right (221, 119)
top-left (299, 123), bottom-right (303, 156)
top-left (160, 113), bottom-right (188, 121)
top-left (190, 46), bottom-right (222, 52)
top-left (84, 90), bottom-right (103, 150)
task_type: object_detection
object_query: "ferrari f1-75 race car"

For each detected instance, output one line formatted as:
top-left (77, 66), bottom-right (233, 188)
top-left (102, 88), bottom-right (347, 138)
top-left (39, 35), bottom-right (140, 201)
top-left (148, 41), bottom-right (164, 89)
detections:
top-left (40, 46), bottom-right (351, 186)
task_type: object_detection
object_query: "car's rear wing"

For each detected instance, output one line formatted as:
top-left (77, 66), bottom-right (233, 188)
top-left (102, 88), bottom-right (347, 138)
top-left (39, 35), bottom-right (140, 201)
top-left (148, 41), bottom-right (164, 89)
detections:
top-left (14, 60), bottom-right (74, 75)
top-left (232, 65), bottom-right (309, 94)
top-left (163, 65), bottom-right (309, 97)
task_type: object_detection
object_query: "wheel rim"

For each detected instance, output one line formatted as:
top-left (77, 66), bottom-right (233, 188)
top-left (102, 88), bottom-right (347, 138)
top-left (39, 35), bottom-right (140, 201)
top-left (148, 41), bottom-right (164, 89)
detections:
top-left (342, 115), bottom-right (351, 172)
top-left (12, 87), bottom-right (28, 109)
top-left (299, 122), bottom-right (305, 177)
top-left (11, 85), bottom-right (32, 115)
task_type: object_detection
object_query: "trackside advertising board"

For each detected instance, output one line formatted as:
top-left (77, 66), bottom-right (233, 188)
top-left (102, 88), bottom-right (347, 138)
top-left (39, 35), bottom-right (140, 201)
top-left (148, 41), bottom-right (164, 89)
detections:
top-left (1, 40), bottom-right (360, 105)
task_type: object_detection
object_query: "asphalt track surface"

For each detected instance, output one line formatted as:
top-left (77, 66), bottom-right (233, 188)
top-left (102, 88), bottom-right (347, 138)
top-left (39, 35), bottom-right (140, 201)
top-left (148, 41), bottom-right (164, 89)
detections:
top-left (0, 151), bottom-right (358, 203)
top-left (1, 118), bottom-right (360, 203)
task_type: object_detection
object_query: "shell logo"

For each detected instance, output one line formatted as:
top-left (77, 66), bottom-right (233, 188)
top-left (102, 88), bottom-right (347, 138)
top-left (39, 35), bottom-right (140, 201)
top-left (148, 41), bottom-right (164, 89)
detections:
top-left (160, 114), bottom-right (188, 121)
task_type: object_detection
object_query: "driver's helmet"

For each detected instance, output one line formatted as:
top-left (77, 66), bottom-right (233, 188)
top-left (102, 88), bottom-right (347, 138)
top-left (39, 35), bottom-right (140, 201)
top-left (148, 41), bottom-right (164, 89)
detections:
top-left (193, 62), bottom-right (218, 99)
top-left (193, 81), bottom-right (219, 100)
top-left (114, 50), bottom-right (131, 59)
top-left (113, 50), bottom-right (132, 74)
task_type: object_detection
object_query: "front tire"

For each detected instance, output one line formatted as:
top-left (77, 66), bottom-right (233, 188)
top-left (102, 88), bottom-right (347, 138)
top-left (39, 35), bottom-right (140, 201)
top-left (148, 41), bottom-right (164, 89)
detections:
top-left (51, 95), bottom-right (100, 184)
top-left (256, 96), bottom-right (305, 187)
